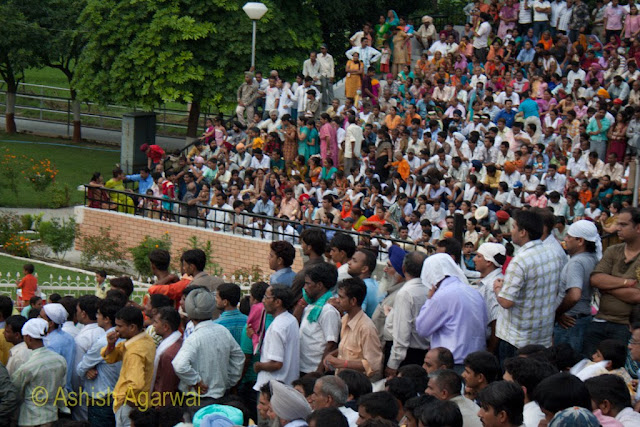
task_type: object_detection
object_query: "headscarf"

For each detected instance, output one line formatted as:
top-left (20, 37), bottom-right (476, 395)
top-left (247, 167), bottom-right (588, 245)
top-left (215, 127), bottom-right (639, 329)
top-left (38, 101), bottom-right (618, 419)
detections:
top-left (388, 245), bottom-right (407, 278)
top-left (270, 381), bottom-right (312, 422)
top-left (477, 243), bottom-right (506, 267)
top-left (386, 10), bottom-right (400, 26)
top-left (43, 303), bottom-right (68, 325)
top-left (549, 407), bottom-right (600, 427)
top-left (22, 318), bottom-right (48, 339)
top-left (420, 253), bottom-right (469, 290)
top-left (341, 200), bottom-right (353, 219)
top-left (567, 220), bottom-right (603, 260)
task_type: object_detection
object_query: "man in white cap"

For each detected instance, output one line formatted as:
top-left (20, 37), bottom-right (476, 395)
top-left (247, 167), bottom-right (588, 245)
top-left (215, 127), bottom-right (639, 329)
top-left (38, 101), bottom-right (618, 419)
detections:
top-left (40, 302), bottom-right (76, 392)
top-left (554, 220), bottom-right (601, 355)
top-left (474, 243), bottom-right (507, 354)
top-left (269, 380), bottom-right (312, 427)
top-left (12, 318), bottom-right (65, 427)
top-left (172, 288), bottom-right (245, 408)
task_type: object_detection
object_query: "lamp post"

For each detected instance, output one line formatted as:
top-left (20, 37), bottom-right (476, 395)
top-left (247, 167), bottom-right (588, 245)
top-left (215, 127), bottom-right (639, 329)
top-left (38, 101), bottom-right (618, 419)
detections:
top-left (242, 2), bottom-right (268, 69)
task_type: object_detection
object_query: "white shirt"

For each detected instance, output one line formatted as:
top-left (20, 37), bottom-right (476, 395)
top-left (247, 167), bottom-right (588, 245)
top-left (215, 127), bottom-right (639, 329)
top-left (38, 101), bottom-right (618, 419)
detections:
top-left (303, 59), bottom-right (322, 81)
top-left (254, 311), bottom-right (300, 390)
top-left (519, 0), bottom-right (533, 23)
top-left (317, 52), bottom-right (335, 78)
top-left (521, 174), bottom-right (540, 192)
top-left (339, 406), bottom-right (359, 427)
top-left (6, 341), bottom-right (31, 376)
top-left (345, 124), bottom-right (363, 159)
top-left (207, 203), bottom-right (232, 231)
top-left (299, 303), bottom-right (341, 373)
top-left (72, 323), bottom-right (105, 392)
top-left (523, 401), bottom-right (545, 427)
top-left (532, 1), bottom-right (551, 21)
top-left (615, 407), bottom-right (640, 427)
top-left (250, 154), bottom-right (271, 170)
top-left (62, 321), bottom-right (80, 338)
top-left (473, 22), bottom-right (491, 49)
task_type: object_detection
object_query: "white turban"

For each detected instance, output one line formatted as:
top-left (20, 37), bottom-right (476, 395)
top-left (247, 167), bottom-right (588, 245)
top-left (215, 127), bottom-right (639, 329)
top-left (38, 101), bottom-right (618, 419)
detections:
top-left (269, 381), bottom-right (312, 422)
top-left (477, 243), bottom-right (507, 267)
top-left (43, 303), bottom-right (68, 325)
top-left (567, 220), bottom-right (602, 260)
top-left (453, 132), bottom-right (465, 142)
top-left (421, 253), bottom-right (469, 290)
top-left (22, 318), bottom-right (48, 339)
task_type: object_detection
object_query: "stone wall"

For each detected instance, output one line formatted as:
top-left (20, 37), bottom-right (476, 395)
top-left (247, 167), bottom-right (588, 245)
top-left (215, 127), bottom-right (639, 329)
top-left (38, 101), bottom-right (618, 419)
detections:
top-left (74, 207), bottom-right (304, 277)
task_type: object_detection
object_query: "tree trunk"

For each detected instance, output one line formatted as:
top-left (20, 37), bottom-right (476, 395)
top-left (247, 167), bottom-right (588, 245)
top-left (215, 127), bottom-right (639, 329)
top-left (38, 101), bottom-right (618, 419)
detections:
top-left (71, 98), bottom-right (81, 142)
top-left (186, 100), bottom-right (201, 138)
top-left (5, 91), bottom-right (16, 134)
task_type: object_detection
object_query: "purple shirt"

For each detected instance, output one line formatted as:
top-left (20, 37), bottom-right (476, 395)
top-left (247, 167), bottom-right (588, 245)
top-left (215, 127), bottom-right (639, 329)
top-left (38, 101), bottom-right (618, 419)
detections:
top-left (416, 276), bottom-right (488, 364)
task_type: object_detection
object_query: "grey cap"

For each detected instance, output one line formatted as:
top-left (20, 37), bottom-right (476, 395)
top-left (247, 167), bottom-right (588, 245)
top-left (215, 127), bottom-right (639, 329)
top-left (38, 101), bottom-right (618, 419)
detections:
top-left (185, 288), bottom-right (215, 320)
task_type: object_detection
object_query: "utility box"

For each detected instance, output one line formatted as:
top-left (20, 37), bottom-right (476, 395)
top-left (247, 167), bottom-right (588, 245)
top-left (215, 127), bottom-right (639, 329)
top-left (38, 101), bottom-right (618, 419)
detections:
top-left (121, 112), bottom-right (156, 174)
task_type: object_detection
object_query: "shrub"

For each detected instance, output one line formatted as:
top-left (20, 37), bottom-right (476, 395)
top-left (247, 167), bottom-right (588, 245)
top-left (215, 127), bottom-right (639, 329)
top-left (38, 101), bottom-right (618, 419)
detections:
top-left (0, 149), bottom-right (27, 197)
top-left (231, 265), bottom-right (263, 282)
top-left (49, 184), bottom-right (71, 208)
top-left (174, 235), bottom-right (222, 276)
top-left (129, 234), bottom-right (172, 280)
top-left (78, 226), bottom-right (129, 270)
top-left (38, 218), bottom-right (76, 260)
top-left (23, 158), bottom-right (58, 192)
top-left (0, 213), bottom-right (22, 246)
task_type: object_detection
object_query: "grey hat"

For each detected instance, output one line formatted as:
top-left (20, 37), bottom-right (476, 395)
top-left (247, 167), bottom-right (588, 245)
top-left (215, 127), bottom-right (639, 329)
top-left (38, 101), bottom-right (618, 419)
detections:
top-left (185, 288), bottom-right (215, 320)
top-left (270, 381), bottom-right (312, 422)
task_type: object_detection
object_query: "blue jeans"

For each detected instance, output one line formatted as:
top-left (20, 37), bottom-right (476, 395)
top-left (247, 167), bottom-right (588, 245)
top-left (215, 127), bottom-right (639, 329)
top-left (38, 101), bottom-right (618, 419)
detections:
top-left (554, 315), bottom-right (592, 357)
top-left (583, 320), bottom-right (631, 358)
top-left (498, 339), bottom-right (519, 368)
top-left (88, 403), bottom-right (116, 427)
top-left (533, 21), bottom-right (549, 37)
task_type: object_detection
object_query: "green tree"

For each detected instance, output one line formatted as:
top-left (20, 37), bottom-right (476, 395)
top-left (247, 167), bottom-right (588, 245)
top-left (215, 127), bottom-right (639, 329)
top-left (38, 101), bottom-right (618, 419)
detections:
top-left (29, 0), bottom-right (88, 142)
top-left (0, 3), bottom-right (42, 134)
top-left (74, 0), bottom-right (322, 137)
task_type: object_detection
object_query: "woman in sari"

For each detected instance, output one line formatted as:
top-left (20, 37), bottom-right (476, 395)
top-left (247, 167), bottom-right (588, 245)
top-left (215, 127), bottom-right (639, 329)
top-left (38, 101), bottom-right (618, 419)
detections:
top-left (386, 10), bottom-right (399, 27)
top-left (345, 52), bottom-right (364, 99)
top-left (282, 115), bottom-right (297, 166)
top-left (391, 26), bottom-right (410, 76)
top-left (319, 113), bottom-right (339, 167)
top-left (498, 0), bottom-right (517, 38)
top-left (87, 172), bottom-right (113, 210)
top-left (375, 15), bottom-right (390, 49)
top-left (606, 112), bottom-right (629, 160)
top-left (104, 168), bottom-right (134, 214)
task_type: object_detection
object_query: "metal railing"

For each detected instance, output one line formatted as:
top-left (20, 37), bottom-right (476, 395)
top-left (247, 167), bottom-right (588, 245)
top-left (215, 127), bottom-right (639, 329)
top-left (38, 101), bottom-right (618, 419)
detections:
top-left (85, 185), bottom-right (436, 260)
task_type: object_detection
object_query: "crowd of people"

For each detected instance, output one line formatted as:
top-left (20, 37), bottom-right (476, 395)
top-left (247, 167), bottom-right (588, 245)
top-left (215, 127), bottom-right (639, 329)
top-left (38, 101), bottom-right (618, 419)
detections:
top-left (69, 1), bottom-right (640, 426)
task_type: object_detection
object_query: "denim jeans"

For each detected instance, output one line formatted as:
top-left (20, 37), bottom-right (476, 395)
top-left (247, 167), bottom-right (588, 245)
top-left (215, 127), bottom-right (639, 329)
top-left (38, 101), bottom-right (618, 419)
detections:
top-left (554, 315), bottom-right (592, 357)
top-left (533, 21), bottom-right (549, 37)
top-left (498, 339), bottom-right (519, 368)
top-left (582, 320), bottom-right (631, 358)
top-left (88, 403), bottom-right (116, 427)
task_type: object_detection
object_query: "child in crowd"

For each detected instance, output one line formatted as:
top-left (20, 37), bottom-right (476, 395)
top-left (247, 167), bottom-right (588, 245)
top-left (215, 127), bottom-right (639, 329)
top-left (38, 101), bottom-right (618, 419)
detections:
top-left (16, 264), bottom-right (37, 310)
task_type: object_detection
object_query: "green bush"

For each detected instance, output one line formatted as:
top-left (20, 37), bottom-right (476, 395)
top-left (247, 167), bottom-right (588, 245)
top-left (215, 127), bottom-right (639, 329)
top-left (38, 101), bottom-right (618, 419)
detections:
top-left (49, 184), bottom-right (71, 208)
top-left (38, 218), bottom-right (76, 260)
top-left (79, 226), bottom-right (130, 270)
top-left (129, 234), bottom-right (172, 280)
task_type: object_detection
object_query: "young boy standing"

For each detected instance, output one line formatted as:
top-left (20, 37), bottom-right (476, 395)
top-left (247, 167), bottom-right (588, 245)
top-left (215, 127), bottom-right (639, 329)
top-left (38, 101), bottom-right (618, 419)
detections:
top-left (17, 264), bottom-right (37, 310)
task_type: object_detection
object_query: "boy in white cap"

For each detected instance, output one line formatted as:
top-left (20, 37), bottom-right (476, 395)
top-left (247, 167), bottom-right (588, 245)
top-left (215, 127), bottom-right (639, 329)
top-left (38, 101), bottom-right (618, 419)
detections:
top-left (40, 303), bottom-right (76, 392)
top-left (554, 219), bottom-right (601, 355)
top-left (474, 243), bottom-right (507, 354)
top-left (12, 318), bottom-right (66, 427)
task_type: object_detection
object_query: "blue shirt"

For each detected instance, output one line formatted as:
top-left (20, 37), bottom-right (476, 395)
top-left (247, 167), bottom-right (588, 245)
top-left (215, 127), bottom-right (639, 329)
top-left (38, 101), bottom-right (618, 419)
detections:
top-left (362, 278), bottom-right (383, 318)
top-left (516, 48), bottom-right (535, 63)
top-left (270, 267), bottom-right (296, 287)
top-left (495, 109), bottom-right (517, 128)
top-left (75, 327), bottom-right (123, 394)
top-left (253, 199), bottom-right (275, 216)
top-left (214, 309), bottom-right (248, 345)
top-left (518, 98), bottom-right (539, 118)
top-left (44, 328), bottom-right (76, 392)
top-left (126, 174), bottom-right (154, 195)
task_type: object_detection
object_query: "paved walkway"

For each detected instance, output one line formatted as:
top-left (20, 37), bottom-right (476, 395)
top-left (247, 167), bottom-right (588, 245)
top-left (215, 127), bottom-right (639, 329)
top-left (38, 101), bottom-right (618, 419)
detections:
top-left (1, 116), bottom-right (187, 150)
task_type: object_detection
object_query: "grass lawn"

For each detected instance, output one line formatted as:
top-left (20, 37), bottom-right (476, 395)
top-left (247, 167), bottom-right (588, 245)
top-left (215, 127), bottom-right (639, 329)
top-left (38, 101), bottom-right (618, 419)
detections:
top-left (0, 132), bottom-right (120, 207)
top-left (0, 253), bottom-right (92, 282)
top-left (23, 68), bottom-right (70, 90)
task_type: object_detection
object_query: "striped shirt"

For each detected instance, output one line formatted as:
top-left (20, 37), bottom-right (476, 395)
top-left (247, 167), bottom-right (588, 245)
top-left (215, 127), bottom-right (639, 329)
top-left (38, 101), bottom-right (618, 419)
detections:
top-left (214, 309), bottom-right (248, 345)
top-left (12, 346), bottom-right (67, 426)
top-left (497, 239), bottom-right (564, 347)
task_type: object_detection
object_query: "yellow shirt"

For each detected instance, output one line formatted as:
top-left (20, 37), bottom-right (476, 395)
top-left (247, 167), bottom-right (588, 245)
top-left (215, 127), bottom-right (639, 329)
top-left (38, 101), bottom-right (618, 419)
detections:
top-left (102, 332), bottom-right (156, 412)
top-left (0, 330), bottom-right (13, 365)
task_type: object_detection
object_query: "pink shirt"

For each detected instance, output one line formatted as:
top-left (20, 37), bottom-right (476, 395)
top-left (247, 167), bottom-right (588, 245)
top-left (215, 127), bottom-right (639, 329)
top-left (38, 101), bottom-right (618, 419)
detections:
top-left (605, 5), bottom-right (626, 30)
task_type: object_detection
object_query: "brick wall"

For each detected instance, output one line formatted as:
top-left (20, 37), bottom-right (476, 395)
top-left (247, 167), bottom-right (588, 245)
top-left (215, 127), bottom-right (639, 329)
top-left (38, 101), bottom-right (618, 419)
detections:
top-left (74, 207), bottom-right (304, 277)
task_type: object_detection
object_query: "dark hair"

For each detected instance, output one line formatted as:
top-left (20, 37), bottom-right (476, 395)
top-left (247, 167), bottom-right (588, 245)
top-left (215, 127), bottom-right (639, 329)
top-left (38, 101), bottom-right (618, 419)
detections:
top-left (436, 238), bottom-right (462, 264)
top-left (60, 296), bottom-right (77, 321)
top-left (419, 400), bottom-right (463, 427)
top-left (48, 293), bottom-right (61, 303)
top-left (404, 394), bottom-right (436, 419)
top-left (584, 374), bottom-right (631, 412)
top-left (356, 249), bottom-right (377, 275)
top-left (182, 249), bottom-right (206, 272)
top-left (148, 249), bottom-right (171, 271)
top-left (23, 264), bottom-right (34, 274)
top-left (533, 373), bottom-right (591, 414)
top-left (464, 351), bottom-right (500, 384)
top-left (431, 369), bottom-right (463, 396)
top-left (115, 306), bottom-right (144, 330)
top-left (513, 210), bottom-right (543, 240)
top-left (403, 251), bottom-right (426, 278)
top-left (98, 298), bottom-right (126, 326)
top-left (270, 284), bottom-right (295, 310)
top-left (597, 339), bottom-right (626, 369)
top-left (110, 276), bottom-right (134, 298)
top-left (155, 306), bottom-right (181, 331)
top-left (357, 391), bottom-right (398, 421)
top-left (338, 277), bottom-right (367, 306)
top-left (397, 364), bottom-right (429, 396)
top-left (544, 343), bottom-right (579, 371)
top-left (337, 369), bottom-right (372, 400)
top-left (250, 281), bottom-right (269, 301)
top-left (330, 233), bottom-right (357, 258)
top-left (5, 315), bottom-right (27, 336)
top-left (239, 295), bottom-right (251, 315)
top-left (477, 381), bottom-right (524, 426)
top-left (307, 408), bottom-right (348, 427)
top-left (292, 374), bottom-right (319, 397)
top-left (77, 295), bottom-right (101, 321)
top-left (620, 207), bottom-right (640, 225)
top-left (0, 296), bottom-right (13, 320)
top-left (386, 377), bottom-right (417, 405)
top-left (149, 294), bottom-right (172, 310)
top-left (105, 290), bottom-right (128, 307)
top-left (530, 207), bottom-right (556, 235)
top-left (300, 228), bottom-right (327, 256)
top-left (217, 283), bottom-right (242, 307)
top-left (306, 262), bottom-right (338, 290)
top-left (432, 347), bottom-right (455, 370)
top-left (504, 357), bottom-right (557, 401)
top-left (270, 241), bottom-right (296, 267)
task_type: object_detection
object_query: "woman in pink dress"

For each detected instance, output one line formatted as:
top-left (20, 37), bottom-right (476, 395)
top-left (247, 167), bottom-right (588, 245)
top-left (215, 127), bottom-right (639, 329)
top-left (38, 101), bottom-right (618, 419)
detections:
top-left (498, 0), bottom-right (518, 39)
top-left (319, 113), bottom-right (338, 167)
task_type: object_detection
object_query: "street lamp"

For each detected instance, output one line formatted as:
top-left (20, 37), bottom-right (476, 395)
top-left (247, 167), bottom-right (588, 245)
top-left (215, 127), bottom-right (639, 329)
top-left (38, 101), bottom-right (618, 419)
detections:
top-left (242, 2), bottom-right (268, 69)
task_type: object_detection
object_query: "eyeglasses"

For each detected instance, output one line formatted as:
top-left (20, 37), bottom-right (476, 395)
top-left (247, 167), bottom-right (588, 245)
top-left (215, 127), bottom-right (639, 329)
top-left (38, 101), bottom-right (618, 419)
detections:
top-left (263, 295), bottom-right (275, 301)
top-left (630, 340), bottom-right (640, 346)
